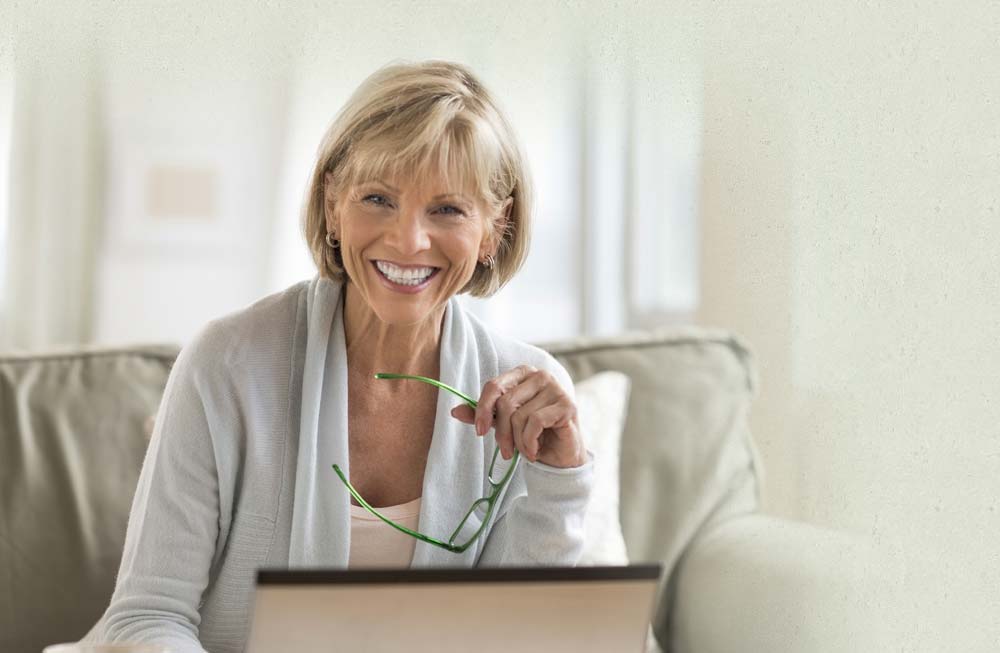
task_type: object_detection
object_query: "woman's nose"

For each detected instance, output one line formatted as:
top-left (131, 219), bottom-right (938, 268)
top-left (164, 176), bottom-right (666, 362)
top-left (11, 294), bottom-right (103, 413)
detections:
top-left (384, 210), bottom-right (431, 255)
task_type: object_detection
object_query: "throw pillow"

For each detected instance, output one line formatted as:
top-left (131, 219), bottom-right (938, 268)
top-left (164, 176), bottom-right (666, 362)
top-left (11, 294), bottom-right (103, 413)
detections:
top-left (574, 371), bottom-right (631, 566)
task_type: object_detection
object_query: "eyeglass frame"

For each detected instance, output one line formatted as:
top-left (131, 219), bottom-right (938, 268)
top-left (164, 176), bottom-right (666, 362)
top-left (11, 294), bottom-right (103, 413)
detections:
top-left (331, 373), bottom-right (521, 554)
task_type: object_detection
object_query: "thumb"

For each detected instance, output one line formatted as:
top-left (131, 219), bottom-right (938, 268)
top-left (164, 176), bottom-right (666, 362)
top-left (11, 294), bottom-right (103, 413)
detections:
top-left (450, 404), bottom-right (476, 425)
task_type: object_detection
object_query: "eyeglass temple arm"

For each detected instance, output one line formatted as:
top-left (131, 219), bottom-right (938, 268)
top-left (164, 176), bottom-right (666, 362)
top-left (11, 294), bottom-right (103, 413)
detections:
top-left (376, 372), bottom-right (521, 493)
top-left (332, 463), bottom-right (470, 553)
top-left (374, 372), bottom-right (478, 408)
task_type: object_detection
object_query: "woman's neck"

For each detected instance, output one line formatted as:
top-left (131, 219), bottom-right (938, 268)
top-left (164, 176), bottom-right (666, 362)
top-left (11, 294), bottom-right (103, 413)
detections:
top-left (342, 282), bottom-right (445, 381)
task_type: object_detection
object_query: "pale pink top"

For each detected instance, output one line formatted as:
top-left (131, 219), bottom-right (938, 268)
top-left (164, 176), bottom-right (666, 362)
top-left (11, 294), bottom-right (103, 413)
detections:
top-left (348, 496), bottom-right (423, 568)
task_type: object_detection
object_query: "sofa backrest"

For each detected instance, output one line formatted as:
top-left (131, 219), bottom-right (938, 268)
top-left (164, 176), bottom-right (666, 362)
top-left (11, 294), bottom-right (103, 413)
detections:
top-left (0, 327), bottom-right (762, 652)
top-left (0, 345), bottom-right (178, 653)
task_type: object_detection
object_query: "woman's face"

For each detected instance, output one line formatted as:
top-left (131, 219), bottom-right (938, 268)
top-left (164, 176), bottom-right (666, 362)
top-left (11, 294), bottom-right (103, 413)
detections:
top-left (330, 171), bottom-right (499, 326)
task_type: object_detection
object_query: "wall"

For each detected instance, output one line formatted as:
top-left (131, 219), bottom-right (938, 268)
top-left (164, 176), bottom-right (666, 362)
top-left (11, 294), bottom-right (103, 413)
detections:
top-left (92, 8), bottom-right (291, 345)
top-left (695, 2), bottom-right (999, 648)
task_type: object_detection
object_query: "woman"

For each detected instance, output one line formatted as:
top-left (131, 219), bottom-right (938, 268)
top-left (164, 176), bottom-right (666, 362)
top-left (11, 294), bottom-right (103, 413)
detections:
top-left (84, 60), bottom-right (594, 653)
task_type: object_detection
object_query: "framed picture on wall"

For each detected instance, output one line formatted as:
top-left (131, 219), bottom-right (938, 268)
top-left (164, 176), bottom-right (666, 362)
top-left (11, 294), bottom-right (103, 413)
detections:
top-left (105, 139), bottom-right (252, 257)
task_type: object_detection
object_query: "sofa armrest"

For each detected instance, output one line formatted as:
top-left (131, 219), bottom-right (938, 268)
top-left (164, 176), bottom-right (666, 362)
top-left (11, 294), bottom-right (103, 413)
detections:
top-left (667, 514), bottom-right (890, 653)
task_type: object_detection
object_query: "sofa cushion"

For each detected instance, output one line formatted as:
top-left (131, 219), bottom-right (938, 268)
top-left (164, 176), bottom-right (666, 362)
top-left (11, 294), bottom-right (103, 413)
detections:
top-left (0, 345), bottom-right (179, 653)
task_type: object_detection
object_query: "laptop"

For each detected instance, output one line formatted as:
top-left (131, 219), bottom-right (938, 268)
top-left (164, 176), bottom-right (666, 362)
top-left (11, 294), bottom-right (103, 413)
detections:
top-left (246, 564), bottom-right (662, 653)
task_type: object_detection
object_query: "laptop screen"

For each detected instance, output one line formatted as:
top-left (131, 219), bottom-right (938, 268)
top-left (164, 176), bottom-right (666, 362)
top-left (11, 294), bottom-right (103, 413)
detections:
top-left (247, 565), bottom-right (661, 653)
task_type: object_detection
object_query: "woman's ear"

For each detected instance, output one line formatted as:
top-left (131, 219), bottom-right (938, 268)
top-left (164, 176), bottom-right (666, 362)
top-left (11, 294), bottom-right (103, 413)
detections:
top-left (324, 172), bottom-right (340, 234)
top-left (484, 196), bottom-right (514, 256)
top-left (326, 208), bottom-right (339, 237)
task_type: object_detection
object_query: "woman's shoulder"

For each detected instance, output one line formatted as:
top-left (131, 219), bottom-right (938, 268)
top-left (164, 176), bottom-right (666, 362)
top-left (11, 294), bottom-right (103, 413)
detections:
top-left (179, 279), bottom-right (311, 372)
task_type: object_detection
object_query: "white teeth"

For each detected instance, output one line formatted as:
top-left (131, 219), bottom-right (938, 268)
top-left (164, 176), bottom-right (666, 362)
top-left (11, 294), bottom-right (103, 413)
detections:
top-left (375, 261), bottom-right (436, 286)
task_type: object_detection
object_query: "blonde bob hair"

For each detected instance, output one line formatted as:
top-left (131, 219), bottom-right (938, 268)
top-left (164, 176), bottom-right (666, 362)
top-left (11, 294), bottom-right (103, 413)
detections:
top-left (302, 60), bottom-right (533, 297)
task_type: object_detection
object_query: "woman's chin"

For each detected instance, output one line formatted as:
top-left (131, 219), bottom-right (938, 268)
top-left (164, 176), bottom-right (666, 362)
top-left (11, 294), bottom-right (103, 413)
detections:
top-left (368, 272), bottom-right (466, 321)
top-left (366, 287), bottom-right (447, 323)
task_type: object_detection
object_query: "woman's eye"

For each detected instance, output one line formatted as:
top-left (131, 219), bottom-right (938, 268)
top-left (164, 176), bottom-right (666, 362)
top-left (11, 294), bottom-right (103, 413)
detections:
top-left (435, 204), bottom-right (464, 216)
top-left (359, 195), bottom-right (464, 216)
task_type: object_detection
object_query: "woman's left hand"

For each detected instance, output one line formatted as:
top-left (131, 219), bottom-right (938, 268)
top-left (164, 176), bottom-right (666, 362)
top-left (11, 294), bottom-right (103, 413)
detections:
top-left (449, 365), bottom-right (588, 468)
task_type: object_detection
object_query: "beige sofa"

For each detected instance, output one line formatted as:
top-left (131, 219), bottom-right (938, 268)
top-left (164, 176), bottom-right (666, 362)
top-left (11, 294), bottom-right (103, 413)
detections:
top-left (0, 327), bottom-right (883, 652)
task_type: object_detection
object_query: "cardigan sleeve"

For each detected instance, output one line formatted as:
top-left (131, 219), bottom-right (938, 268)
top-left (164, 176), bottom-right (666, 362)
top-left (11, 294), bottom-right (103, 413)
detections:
top-left (81, 329), bottom-right (226, 653)
top-left (475, 352), bottom-right (596, 567)
top-left (475, 451), bottom-right (595, 566)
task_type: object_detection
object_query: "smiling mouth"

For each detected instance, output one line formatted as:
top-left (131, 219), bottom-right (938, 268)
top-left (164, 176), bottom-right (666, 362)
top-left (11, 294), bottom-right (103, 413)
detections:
top-left (372, 260), bottom-right (441, 287)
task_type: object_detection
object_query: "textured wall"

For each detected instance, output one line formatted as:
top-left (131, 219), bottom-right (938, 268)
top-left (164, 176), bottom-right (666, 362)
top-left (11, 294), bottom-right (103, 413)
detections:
top-left (696, 2), bottom-right (1000, 648)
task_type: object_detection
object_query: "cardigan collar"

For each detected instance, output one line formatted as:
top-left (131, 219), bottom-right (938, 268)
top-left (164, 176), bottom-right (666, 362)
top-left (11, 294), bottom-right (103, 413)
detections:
top-left (289, 276), bottom-right (501, 568)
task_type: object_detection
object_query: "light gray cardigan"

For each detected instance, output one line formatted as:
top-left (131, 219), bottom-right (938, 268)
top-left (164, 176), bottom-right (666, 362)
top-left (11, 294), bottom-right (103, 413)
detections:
top-left (85, 277), bottom-right (595, 653)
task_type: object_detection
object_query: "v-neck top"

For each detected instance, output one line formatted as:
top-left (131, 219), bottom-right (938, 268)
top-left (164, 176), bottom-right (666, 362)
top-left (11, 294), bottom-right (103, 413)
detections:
top-left (348, 496), bottom-right (423, 568)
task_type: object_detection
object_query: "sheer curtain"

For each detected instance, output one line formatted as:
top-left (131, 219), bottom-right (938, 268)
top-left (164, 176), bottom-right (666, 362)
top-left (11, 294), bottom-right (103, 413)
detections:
top-left (464, 19), bottom-right (702, 341)
top-left (267, 16), bottom-right (702, 343)
top-left (0, 22), bottom-right (103, 352)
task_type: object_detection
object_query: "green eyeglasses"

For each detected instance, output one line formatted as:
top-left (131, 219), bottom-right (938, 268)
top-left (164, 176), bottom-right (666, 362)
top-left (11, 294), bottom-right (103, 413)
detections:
top-left (332, 373), bottom-right (521, 554)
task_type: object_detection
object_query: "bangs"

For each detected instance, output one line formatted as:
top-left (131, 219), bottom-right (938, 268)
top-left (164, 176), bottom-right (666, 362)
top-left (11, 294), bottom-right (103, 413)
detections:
top-left (342, 109), bottom-right (513, 208)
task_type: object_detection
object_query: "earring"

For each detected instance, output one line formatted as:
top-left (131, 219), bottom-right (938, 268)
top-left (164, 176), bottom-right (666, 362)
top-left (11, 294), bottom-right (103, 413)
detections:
top-left (481, 254), bottom-right (495, 269)
top-left (325, 232), bottom-right (339, 248)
